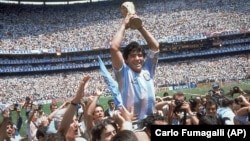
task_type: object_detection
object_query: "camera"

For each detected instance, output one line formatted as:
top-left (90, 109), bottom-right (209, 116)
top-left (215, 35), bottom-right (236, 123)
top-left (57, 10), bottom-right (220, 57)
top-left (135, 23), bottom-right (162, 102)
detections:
top-left (174, 100), bottom-right (184, 113)
top-left (196, 110), bottom-right (206, 119)
top-left (233, 86), bottom-right (240, 93)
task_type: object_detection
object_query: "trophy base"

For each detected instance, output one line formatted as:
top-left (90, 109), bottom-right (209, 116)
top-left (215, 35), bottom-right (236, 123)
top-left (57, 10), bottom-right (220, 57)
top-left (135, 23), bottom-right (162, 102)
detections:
top-left (129, 17), bottom-right (142, 30)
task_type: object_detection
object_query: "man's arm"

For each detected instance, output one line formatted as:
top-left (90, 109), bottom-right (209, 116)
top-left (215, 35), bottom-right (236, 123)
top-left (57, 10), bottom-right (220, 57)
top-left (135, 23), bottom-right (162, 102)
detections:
top-left (138, 26), bottom-right (159, 52)
top-left (58, 75), bottom-right (90, 135)
top-left (110, 14), bottom-right (130, 70)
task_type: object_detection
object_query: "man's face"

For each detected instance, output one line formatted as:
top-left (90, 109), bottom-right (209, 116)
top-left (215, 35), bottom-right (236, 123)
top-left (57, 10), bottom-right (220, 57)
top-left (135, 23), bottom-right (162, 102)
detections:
top-left (125, 50), bottom-right (144, 73)
top-left (205, 104), bottom-right (217, 116)
top-left (93, 106), bottom-right (104, 122)
top-left (108, 102), bottom-right (115, 109)
top-left (6, 124), bottom-right (15, 138)
top-left (100, 124), bottom-right (116, 141)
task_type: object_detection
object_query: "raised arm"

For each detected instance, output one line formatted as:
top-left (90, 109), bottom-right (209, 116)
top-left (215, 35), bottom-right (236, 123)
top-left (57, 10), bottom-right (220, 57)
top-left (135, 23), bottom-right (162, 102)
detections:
top-left (110, 14), bottom-right (130, 70)
top-left (138, 26), bottom-right (159, 51)
top-left (58, 75), bottom-right (90, 135)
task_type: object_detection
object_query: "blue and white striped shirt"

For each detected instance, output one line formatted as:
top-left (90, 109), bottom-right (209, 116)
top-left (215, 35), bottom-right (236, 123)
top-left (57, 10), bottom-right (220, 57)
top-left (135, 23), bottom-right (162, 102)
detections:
top-left (114, 50), bottom-right (159, 121)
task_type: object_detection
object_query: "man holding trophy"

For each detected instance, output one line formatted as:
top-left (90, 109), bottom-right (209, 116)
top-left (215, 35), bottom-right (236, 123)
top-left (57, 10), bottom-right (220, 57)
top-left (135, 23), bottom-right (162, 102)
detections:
top-left (110, 1), bottom-right (160, 125)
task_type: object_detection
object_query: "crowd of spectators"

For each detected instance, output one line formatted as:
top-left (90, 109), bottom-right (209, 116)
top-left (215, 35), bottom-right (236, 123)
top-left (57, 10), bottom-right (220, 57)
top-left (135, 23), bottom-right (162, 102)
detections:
top-left (0, 0), bottom-right (249, 108)
top-left (0, 0), bottom-right (250, 140)
top-left (1, 53), bottom-right (249, 105)
top-left (0, 0), bottom-right (249, 51)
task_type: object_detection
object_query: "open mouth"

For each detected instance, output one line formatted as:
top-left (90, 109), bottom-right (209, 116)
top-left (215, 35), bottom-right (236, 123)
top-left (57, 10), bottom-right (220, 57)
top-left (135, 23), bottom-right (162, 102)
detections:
top-left (6, 130), bottom-right (12, 137)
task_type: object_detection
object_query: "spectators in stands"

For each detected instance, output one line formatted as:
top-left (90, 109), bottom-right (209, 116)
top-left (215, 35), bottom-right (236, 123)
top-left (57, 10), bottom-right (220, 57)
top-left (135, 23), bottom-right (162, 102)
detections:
top-left (0, 0), bottom-right (249, 140)
top-left (0, 0), bottom-right (249, 51)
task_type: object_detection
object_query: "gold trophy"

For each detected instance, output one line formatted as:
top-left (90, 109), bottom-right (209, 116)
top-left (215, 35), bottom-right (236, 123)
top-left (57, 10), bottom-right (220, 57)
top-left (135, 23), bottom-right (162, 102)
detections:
top-left (121, 1), bottom-right (142, 30)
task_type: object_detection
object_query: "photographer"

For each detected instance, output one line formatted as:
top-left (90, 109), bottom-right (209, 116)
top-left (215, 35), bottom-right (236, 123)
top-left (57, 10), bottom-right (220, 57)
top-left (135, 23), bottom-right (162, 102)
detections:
top-left (165, 91), bottom-right (199, 125)
top-left (197, 99), bottom-right (222, 125)
top-left (210, 83), bottom-right (225, 96)
top-left (227, 86), bottom-right (249, 97)
top-left (154, 95), bottom-right (172, 118)
top-left (179, 100), bottom-right (199, 125)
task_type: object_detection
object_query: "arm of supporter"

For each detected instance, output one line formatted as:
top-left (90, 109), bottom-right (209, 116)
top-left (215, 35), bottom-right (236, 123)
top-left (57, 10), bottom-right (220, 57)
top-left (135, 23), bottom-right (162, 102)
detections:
top-left (48, 101), bottom-right (69, 121)
top-left (83, 97), bottom-right (94, 138)
top-left (236, 106), bottom-right (250, 117)
top-left (155, 100), bottom-right (171, 111)
top-left (113, 105), bottom-right (134, 131)
top-left (167, 100), bottom-right (175, 125)
top-left (238, 88), bottom-right (247, 95)
top-left (84, 86), bottom-right (103, 136)
top-left (181, 102), bottom-right (199, 125)
top-left (110, 14), bottom-right (130, 70)
top-left (86, 86), bottom-right (103, 117)
top-left (58, 75), bottom-right (90, 135)
top-left (238, 95), bottom-right (250, 107)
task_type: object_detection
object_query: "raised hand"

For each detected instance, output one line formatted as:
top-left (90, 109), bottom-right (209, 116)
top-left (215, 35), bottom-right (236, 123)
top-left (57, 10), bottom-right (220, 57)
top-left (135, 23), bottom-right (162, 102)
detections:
top-left (72, 75), bottom-right (91, 104)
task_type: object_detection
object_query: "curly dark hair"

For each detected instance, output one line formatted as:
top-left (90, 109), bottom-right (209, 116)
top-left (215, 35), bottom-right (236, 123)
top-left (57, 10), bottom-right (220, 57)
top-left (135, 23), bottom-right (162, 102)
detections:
top-left (122, 41), bottom-right (146, 61)
top-left (91, 117), bottom-right (118, 141)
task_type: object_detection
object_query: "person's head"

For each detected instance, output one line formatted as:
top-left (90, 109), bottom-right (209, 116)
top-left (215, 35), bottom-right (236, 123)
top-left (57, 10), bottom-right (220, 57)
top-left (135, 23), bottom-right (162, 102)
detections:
top-left (36, 126), bottom-right (47, 141)
top-left (142, 114), bottom-right (167, 137)
top-left (123, 41), bottom-right (146, 73)
top-left (108, 99), bottom-right (115, 110)
top-left (205, 99), bottom-right (218, 116)
top-left (25, 96), bottom-right (31, 102)
top-left (212, 83), bottom-right (220, 90)
top-left (111, 130), bottom-right (138, 141)
top-left (50, 103), bottom-right (58, 112)
top-left (221, 96), bottom-right (234, 108)
top-left (65, 115), bottom-right (80, 140)
top-left (91, 117), bottom-right (118, 141)
top-left (212, 83), bottom-right (223, 95)
top-left (189, 98), bottom-right (203, 112)
top-left (5, 120), bottom-right (16, 139)
top-left (93, 104), bottom-right (105, 122)
top-left (163, 92), bottom-right (169, 97)
top-left (201, 96), bottom-right (207, 106)
top-left (29, 109), bottom-right (39, 122)
top-left (173, 91), bottom-right (186, 101)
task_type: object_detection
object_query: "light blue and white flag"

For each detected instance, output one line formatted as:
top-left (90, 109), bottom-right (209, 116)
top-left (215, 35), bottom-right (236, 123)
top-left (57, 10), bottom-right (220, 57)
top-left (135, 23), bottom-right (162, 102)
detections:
top-left (97, 56), bottom-right (123, 107)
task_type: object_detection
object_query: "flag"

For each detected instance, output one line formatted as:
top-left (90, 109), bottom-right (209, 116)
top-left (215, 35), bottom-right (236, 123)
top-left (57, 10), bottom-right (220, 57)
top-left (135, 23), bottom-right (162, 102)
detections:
top-left (97, 56), bottom-right (123, 107)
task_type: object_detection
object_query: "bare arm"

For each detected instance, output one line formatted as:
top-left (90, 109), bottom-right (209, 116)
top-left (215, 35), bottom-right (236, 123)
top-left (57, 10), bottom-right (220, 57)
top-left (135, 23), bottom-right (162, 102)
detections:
top-left (138, 26), bottom-right (159, 51)
top-left (236, 106), bottom-right (250, 117)
top-left (58, 75), bottom-right (90, 135)
top-left (110, 15), bottom-right (129, 70)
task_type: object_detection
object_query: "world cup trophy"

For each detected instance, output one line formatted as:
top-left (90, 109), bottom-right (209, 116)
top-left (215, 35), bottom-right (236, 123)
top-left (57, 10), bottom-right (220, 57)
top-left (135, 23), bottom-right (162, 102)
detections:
top-left (121, 1), bottom-right (142, 30)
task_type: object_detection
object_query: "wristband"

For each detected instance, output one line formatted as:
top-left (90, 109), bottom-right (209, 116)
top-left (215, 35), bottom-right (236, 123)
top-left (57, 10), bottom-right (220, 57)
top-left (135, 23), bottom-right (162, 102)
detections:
top-left (122, 121), bottom-right (133, 130)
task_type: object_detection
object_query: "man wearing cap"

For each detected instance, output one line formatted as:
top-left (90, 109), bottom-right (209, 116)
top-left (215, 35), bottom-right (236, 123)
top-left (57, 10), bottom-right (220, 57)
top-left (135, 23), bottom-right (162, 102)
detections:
top-left (211, 83), bottom-right (225, 95)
